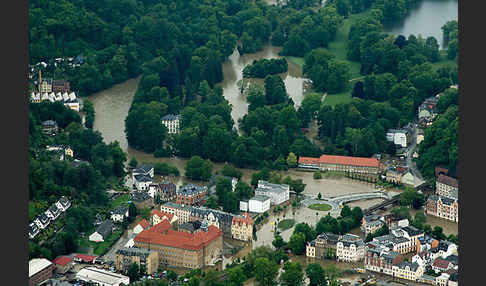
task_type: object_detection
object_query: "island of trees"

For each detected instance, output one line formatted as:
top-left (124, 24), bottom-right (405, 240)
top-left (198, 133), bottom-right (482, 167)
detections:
top-left (243, 58), bottom-right (288, 78)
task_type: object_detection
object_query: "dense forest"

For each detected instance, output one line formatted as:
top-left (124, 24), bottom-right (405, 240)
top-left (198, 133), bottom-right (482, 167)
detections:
top-left (243, 58), bottom-right (288, 78)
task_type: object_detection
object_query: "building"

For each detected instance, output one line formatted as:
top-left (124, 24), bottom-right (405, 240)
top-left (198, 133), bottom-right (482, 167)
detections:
top-left (392, 261), bottom-right (423, 281)
top-left (161, 114), bottom-right (181, 134)
top-left (133, 219), bottom-right (151, 235)
top-left (436, 273), bottom-right (450, 286)
top-left (361, 214), bottom-right (385, 236)
top-left (76, 267), bottom-right (130, 286)
top-left (412, 251), bottom-right (433, 269)
top-left (231, 213), bottom-right (253, 241)
top-left (160, 202), bottom-right (192, 224)
top-left (131, 191), bottom-right (153, 209)
top-left (255, 180), bottom-right (289, 205)
top-left (436, 174), bottom-right (459, 200)
top-left (73, 254), bottom-right (98, 264)
top-left (42, 120), bottom-right (58, 136)
top-left (298, 154), bottom-right (381, 175)
top-left (372, 234), bottom-right (412, 255)
top-left (149, 181), bottom-right (176, 200)
top-left (37, 213), bottom-right (51, 229)
top-left (89, 220), bottom-right (114, 242)
top-left (448, 272), bottom-right (458, 286)
top-left (133, 164), bottom-right (155, 179)
top-left (111, 206), bottom-right (129, 222)
top-left (416, 235), bottom-right (439, 254)
top-left (384, 167), bottom-right (404, 184)
top-left (417, 129), bottom-right (424, 145)
top-left (335, 234), bottom-right (365, 262)
top-left (382, 213), bottom-right (409, 230)
top-left (38, 73), bottom-right (53, 93)
top-left (29, 222), bottom-right (40, 239)
top-left (52, 256), bottom-right (73, 274)
top-left (176, 184), bottom-right (208, 206)
top-left (55, 196), bottom-right (71, 212)
top-left (240, 201), bottom-right (248, 212)
top-left (248, 195), bottom-right (271, 213)
top-left (29, 258), bottom-right (55, 286)
top-left (134, 220), bottom-right (223, 269)
top-left (426, 195), bottom-right (459, 222)
top-left (45, 204), bottom-right (61, 220)
top-left (364, 246), bottom-right (403, 276)
top-left (432, 258), bottom-right (453, 274)
top-left (390, 226), bottom-right (424, 253)
top-left (151, 210), bottom-right (176, 226)
top-left (134, 174), bottom-right (152, 191)
top-left (418, 97), bottom-right (439, 121)
top-left (51, 79), bottom-right (70, 93)
top-left (386, 129), bottom-right (410, 148)
top-left (116, 247), bottom-right (159, 274)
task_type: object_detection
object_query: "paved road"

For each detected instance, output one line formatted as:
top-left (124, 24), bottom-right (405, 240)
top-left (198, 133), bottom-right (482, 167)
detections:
top-left (404, 123), bottom-right (425, 186)
top-left (102, 231), bottom-right (132, 263)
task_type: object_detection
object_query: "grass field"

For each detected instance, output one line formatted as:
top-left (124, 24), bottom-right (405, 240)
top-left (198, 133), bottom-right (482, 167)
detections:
top-left (110, 193), bottom-right (131, 209)
top-left (286, 56), bottom-right (305, 68)
top-left (277, 219), bottom-right (296, 231)
top-left (308, 203), bottom-right (333, 211)
top-left (322, 92), bottom-right (353, 107)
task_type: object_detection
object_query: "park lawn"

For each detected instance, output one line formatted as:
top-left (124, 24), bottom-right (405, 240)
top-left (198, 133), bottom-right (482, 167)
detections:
top-left (277, 219), bottom-right (296, 231)
top-left (308, 203), bottom-right (332, 211)
top-left (110, 193), bottom-right (131, 209)
top-left (322, 91), bottom-right (353, 107)
top-left (286, 56), bottom-right (305, 68)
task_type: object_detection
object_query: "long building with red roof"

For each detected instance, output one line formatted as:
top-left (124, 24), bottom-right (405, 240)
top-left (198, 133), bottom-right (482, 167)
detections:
top-left (134, 219), bottom-right (223, 269)
top-left (298, 154), bottom-right (381, 175)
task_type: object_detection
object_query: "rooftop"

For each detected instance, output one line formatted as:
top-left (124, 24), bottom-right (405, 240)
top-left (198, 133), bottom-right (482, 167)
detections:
top-left (53, 256), bottom-right (72, 266)
top-left (116, 247), bottom-right (152, 257)
top-left (134, 174), bottom-right (152, 182)
top-left (161, 114), bottom-right (181, 121)
top-left (299, 155), bottom-right (380, 168)
top-left (76, 267), bottom-right (129, 285)
top-left (437, 174), bottom-right (459, 188)
top-left (257, 180), bottom-right (289, 193)
top-left (250, 194), bottom-right (271, 202)
top-left (29, 258), bottom-right (53, 278)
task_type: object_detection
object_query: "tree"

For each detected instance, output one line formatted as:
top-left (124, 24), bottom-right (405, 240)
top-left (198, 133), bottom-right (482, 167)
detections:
top-left (185, 156), bottom-right (213, 181)
top-left (227, 267), bottom-right (246, 286)
top-left (204, 269), bottom-right (220, 286)
top-left (286, 152), bottom-right (297, 168)
top-left (254, 257), bottom-right (278, 286)
top-left (167, 270), bottom-right (178, 281)
top-left (306, 263), bottom-right (326, 286)
top-left (294, 222), bottom-right (315, 242)
top-left (314, 171), bottom-right (322, 179)
top-left (288, 232), bottom-right (306, 255)
top-left (280, 261), bottom-right (304, 286)
top-left (340, 205), bottom-right (352, 218)
top-left (129, 157), bottom-right (138, 168)
top-left (128, 203), bottom-right (138, 222)
top-left (272, 232), bottom-right (286, 249)
top-left (221, 165), bottom-right (243, 180)
top-left (351, 81), bottom-right (364, 98)
top-left (317, 193), bottom-right (322, 200)
top-left (127, 262), bottom-right (140, 282)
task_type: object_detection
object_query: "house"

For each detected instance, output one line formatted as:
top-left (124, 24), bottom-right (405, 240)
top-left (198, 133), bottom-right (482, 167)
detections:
top-left (29, 222), bottom-right (40, 239)
top-left (133, 164), bottom-right (155, 179)
top-left (55, 196), bottom-right (71, 212)
top-left (361, 214), bottom-right (385, 236)
top-left (385, 167), bottom-right (404, 184)
top-left (76, 267), bottom-right (130, 286)
top-left (89, 220), bottom-right (114, 242)
top-left (436, 174), bottom-right (459, 200)
top-left (386, 129), bottom-right (410, 148)
top-left (231, 213), bottom-right (253, 241)
top-left (161, 114), bottom-right (181, 134)
top-left (42, 120), bottom-right (58, 136)
top-left (160, 202), bottom-right (193, 224)
top-left (255, 180), bottom-right (289, 205)
top-left (426, 195), bottom-right (459, 222)
top-left (133, 219), bottom-right (151, 235)
top-left (382, 213), bottom-right (409, 230)
top-left (418, 97), bottom-right (439, 121)
top-left (29, 258), bottom-right (55, 286)
top-left (432, 258), bottom-right (453, 273)
top-left (176, 184), bottom-right (208, 206)
top-left (436, 240), bottom-right (458, 258)
top-left (336, 234), bottom-right (365, 262)
top-left (412, 251), bottom-right (431, 268)
top-left (298, 154), bottom-right (381, 175)
top-left (416, 129), bottom-right (424, 145)
top-left (392, 261), bottom-right (423, 281)
top-left (38, 213), bottom-right (51, 229)
top-left (416, 235), bottom-right (439, 254)
top-left (364, 245), bottom-right (403, 276)
top-left (372, 234), bottom-right (412, 254)
top-left (400, 169), bottom-right (420, 187)
top-left (116, 247), bottom-right (159, 274)
top-left (38, 75), bottom-right (53, 93)
top-left (51, 79), bottom-right (70, 93)
top-left (111, 206), bottom-right (129, 222)
top-left (52, 256), bottom-right (73, 274)
top-left (73, 254), bottom-right (98, 264)
top-left (239, 201), bottom-right (249, 212)
top-left (149, 181), bottom-right (177, 201)
top-left (134, 174), bottom-right (152, 191)
top-left (151, 209), bottom-right (176, 226)
top-left (248, 195), bottom-right (271, 213)
top-left (46, 204), bottom-right (61, 220)
top-left (131, 191), bottom-right (153, 207)
top-left (436, 273), bottom-right (450, 286)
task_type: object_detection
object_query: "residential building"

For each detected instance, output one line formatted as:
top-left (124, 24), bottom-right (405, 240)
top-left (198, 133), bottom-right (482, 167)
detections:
top-left (248, 195), bottom-right (271, 213)
top-left (335, 234), bottom-right (365, 262)
top-left (38, 74), bottom-right (53, 93)
top-left (382, 213), bottom-right (409, 230)
top-left (29, 222), bottom-right (40, 239)
top-left (55, 196), bottom-right (71, 212)
top-left (417, 129), bottom-right (424, 145)
top-left (151, 210), bottom-right (176, 226)
top-left (111, 206), bottom-right (129, 222)
top-left (51, 79), bottom-right (70, 93)
top-left (361, 214), bottom-right (385, 236)
top-left (76, 267), bottom-right (130, 286)
top-left (160, 202), bottom-right (192, 224)
top-left (240, 201), bottom-right (249, 212)
top-left (176, 184), bottom-right (208, 206)
top-left (255, 180), bottom-right (289, 205)
top-left (133, 219), bottom-right (151, 235)
top-left (436, 273), bottom-right (450, 286)
top-left (448, 272), bottom-right (458, 286)
top-left (416, 235), bottom-right (439, 254)
top-left (391, 226), bottom-right (425, 253)
top-left (133, 164), bottom-right (155, 179)
top-left (400, 169), bottom-right (420, 187)
top-left (38, 213), bottom-right (51, 229)
top-left (131, 191), bottom-right (153, 209)
top-left (134, 174), bottom-right (152, 191)
top-left (436, 174), bottom-right (459, 200)
top-left (372, 234), bottom-right (412, 254)
top-left (149, 181), bottom-right (176, 201)
top-left (89, 220), bottom-right (114, 242)
top-left (298, 155), bottom-right (381, 175)
top-left (418, 97), bottom-right (439, 121)
top-left (116, 247), bottom-right (159, 274)
top-left (29, 258), bottom-right (55, 286)
top-left (386, 129), bottom-right (410, 148)
top-left (161, 114), bottom-right (181, 134)
top-left (45, 204), bottom-right (61, 220)
top-left (432, 258), bottom-right (453, 274)
top-left (42, 120), bottom-right (58, 136)
top-left (52, 256), bottom-right (73, 274)
top-left (134, 220), bottom-right (223, 269)
top-left (392, 261), bottom-right (423, 281)
top-left (73, 254), bottom-right (98, 264)
top-left (231, 213), bottom-right (253, 241)
top-left (412, 251), bottom-right (433, 269)
top-left (384, 167), bottom-right (404, 184)
top-left (364, 246), bottom-right (403, 276)
top-left (426, 195), bottom-right (458, 222)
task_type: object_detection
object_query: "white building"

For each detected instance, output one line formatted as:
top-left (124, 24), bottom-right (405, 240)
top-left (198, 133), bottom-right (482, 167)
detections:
top-left (392, 261), bottom-right (423, 281)
top-left (248, 195), bottom-right (271, 213)
top-left (76, 267), bottom-right (130, 286)
top-left (134, 174), bottom-right (152, 191)
top-left (336, 234), bottom-right (365, 262)
top-left (240, 201), bottom-right (248, 212)
top-left (255, 180), bottom-right (289, 205)
top-left (110, 206), bottom-right (129, 222)
top-left (386, 129), bottom-right (410, 148)
top-left (161, 114), bottom-right (181, 134)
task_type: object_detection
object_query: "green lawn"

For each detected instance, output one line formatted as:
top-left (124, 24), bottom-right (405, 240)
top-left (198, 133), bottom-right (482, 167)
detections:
top-left (277, 219), bottom-right (296, 231)
top-left (308, 203), bottom-right (333, 211)
top-left (286, 56), bottom-right (305, 68)
top-left (322, 92), bottom-right (353, 107)
top-left (110, 193), bottom-right (131, 209)
top-left (93, 228), bottom-right (124, 256)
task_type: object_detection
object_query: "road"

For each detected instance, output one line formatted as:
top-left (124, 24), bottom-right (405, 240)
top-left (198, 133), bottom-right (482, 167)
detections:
top-left (102, 231), bottom-right (132, 263)
top-left (404, 123), bottom-right (425, 186)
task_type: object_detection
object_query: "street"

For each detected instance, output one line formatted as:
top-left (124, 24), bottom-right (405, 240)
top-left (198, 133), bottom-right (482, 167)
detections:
top-left (404, 123), bottom-right (425, 186)
top-left (102, 230), bottom-right (132, 263)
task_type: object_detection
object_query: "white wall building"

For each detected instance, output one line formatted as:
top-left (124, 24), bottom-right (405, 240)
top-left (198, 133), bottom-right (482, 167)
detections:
top-left (134, 174), bottom-right (152, 191)
top-left (386, 129), bottom-right (409, 148)
top-left (240, 201), bottom-right (248, 212)
top-left (255, 180), bottom-right (289, 205)
top-left (248, 195), bottom-right (271, 213)
top-left (76, 267), bottom-right (130, 286)
top-left (336, 240), bottom-right (365, 262)
top-left (161, 114), bottom-right (181, 134)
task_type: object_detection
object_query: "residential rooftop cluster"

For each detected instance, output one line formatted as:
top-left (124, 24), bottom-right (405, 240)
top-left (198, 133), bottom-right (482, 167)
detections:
top-left (29, 196), bottom-right (71, 240)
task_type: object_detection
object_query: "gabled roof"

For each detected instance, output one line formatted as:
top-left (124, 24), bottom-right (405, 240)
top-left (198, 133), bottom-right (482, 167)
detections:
top-left (74, 254), bottom-right (98, 263)
top-left (232, 213), bottom-right (253, 225)
top-left (134, 174), bottom-right (152, 182)
top-left (139, 164), bottom-right (154, 173)
top-left (161, 114), bottom-right (181, 121)
top-left (95, 220), bottom-right (113, 239)
top-left (298, 157), bottom-right (321, 165)
top-left (437, 174), bottom-right (458, 188)
top-left (29, 258), bottom-right (53, 278)
top-left (136, 219), bottom-right (150, 229)
top-left (303, 154), bottom-right (380, 168)
top-left (53, 256), bottom-right (72, 266)
top-left (433, 258), bottom-right (451, 269)
top-left (151, 210), bottom-right (174, 221)
top-left (131, 191), bottom-right (151, 201)
top-left (111, 206), bottom-right (128, 215)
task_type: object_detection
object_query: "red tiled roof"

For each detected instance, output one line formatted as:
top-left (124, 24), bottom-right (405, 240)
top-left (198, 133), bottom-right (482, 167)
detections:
top-left (53, 256), bottom-right (72, 266)
top-left (150, 220), bottom-right (172, 234)
top-left (437, 174), bottom-right (458, 188)
top-left (74, 254), bottom-right (97, 263)
top-left (298, 157), bottom-right (321, 165)
top-left (232, 213), bottom-right (253, 225)
top-left (137, 219), bottom-right (150, 229)
top-left (435, 167), bottom-right (449, 177)
top-left (319, 154), bottom-right (380, 168)
top-left (432, 258), bottom-right (451, 269)
top-left (134, 225), bottom-right (222, 251)
top-left (151, 210), bottom-right (174, 221)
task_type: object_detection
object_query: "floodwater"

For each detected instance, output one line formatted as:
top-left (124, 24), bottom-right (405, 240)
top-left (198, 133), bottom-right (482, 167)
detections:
top-left (219, 45), bottom-right (308, 129)
top-left (383, 0), bottom-right (458, 48)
